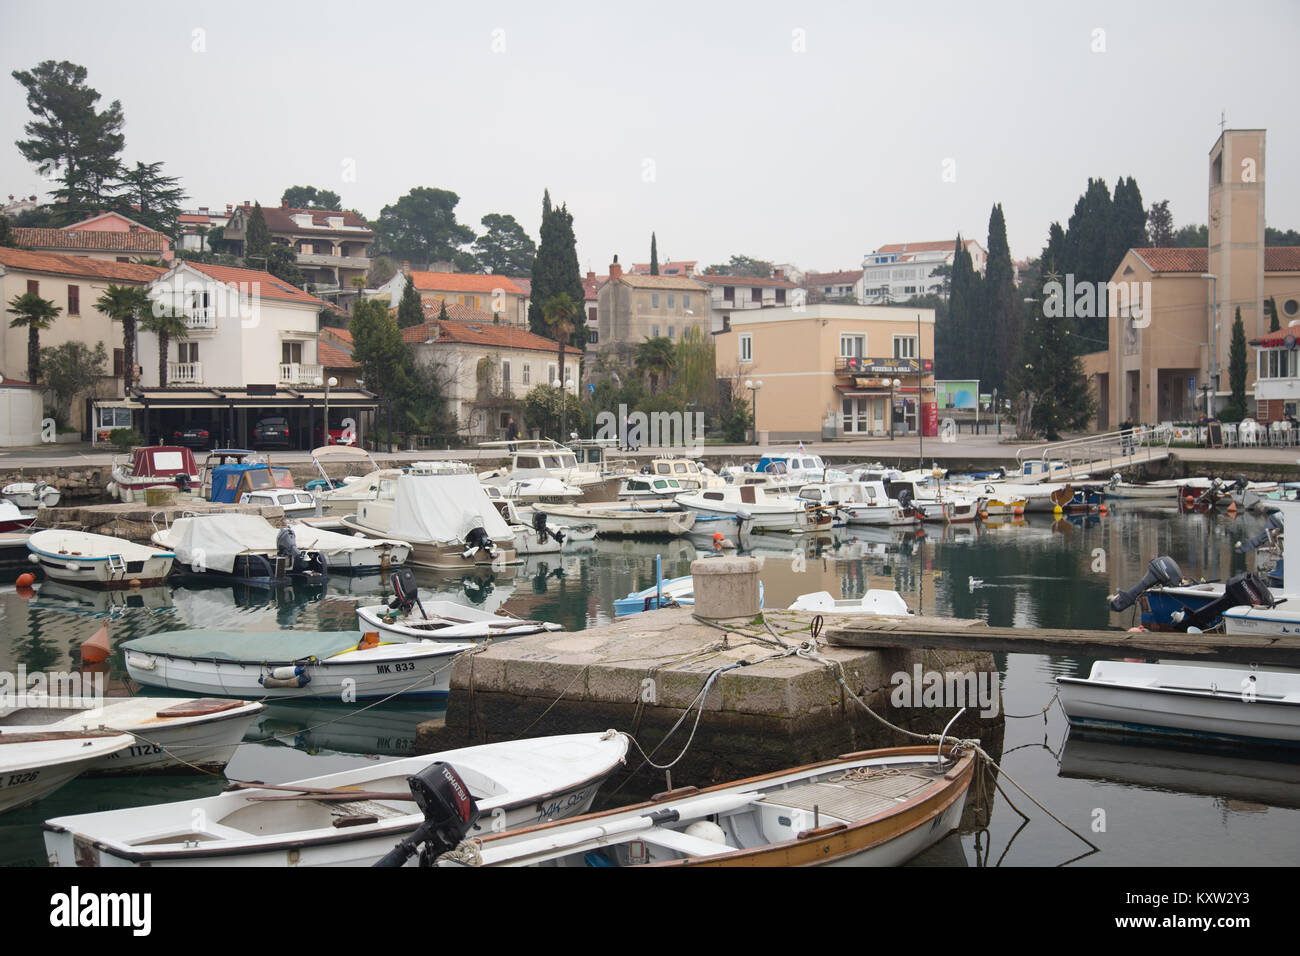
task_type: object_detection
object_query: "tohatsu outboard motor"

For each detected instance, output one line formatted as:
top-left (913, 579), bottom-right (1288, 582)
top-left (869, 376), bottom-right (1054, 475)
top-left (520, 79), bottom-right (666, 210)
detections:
top-left (278, 526), bottom-right (328, 580)
top-left (373, 762), bottom-right (481, 868)
top-left (1109, 556), bottom-right (1184, 612)
top-left (388, 567), bottom-right (425, 617)
top-left (173, 473), bottom-right (191, 493)
top-left (462, 522), bottom-right (499, 561)
top-left (1173, 571), bottom-right (1275, 631)
top-left (1237, 512), bottom-right (1284, 554)
top-left (532, 509), bottom-right (564, 544)
top-left (896, 487), bottom-right (925, 521)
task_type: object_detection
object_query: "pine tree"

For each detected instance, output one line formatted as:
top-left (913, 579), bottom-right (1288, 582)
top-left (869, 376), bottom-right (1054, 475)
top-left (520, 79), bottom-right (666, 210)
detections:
top-left (948, 237), bottom-right (982, 381)
top-left (650, 233), bottom-right (659, 275)
top-left (1147, 199), bottom-right (1175, 247)
top-left (1267, 297), bottom-right (1280, 333)
top-left (245, 202), bottom-right (270, 260)
top-left (437, 301), bottom-right (448, 323)
top-left (985, 204), bottom-right (1020, 391)
top-left (397, 275), bottom-right (424, 328)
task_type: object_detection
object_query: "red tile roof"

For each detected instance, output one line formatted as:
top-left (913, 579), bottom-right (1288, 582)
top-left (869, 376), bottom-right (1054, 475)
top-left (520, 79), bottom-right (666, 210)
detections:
top-left (180, 262), bottom-right (326, 307)
top-left (322, 326), bottom-right (353, 345)
top-left (1131, 248), bottom-right (1207, 273)
top-left (319, 340), bottom-right (356, 368)
top-left (874, 240), bottom-right (975, 255)
top-left (12, 227), bottom-right (172, 253)
top-left (245, 204), bottom-right (374, 236)
top-left (615, 273), bottom-right (707, 291)
top-left (805, 270), bottom-right (864, 285)
top-left (391, 299), bottom-right (504, 323)
top-left (409, 271), bottom-right (527, 296)
top-left (1265, 247), bottom-right (1300, 272)
top-left (694, 274), bottom-right (797, 288)
top-left (402, 320), bottom-right (579, 354)
top-left (582, 275), bottom-right (607, 300)
top-left (0, 247), bottom-right (166, 283)
top-left (512, 277), bottom-right (532, 297)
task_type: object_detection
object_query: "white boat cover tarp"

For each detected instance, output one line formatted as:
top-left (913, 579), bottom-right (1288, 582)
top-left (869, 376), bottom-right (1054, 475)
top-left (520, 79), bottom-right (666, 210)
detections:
top-left (125, 629), bottom-right (365, 662)
top-left (160, 515), bottom-right (284, 574)
top-left (289, 524), bottom-right (406, 555)
top-left (390, 475), bottom-right (513, 544)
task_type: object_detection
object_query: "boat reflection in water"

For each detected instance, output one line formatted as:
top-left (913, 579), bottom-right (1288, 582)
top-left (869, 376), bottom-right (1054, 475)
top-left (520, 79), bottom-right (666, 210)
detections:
top-left (30, 581), bottom-right (176, 621)
top-left (1059, 733), bottom-right (1300, 812)
top-left (250, 700), bottom-right (445, 759)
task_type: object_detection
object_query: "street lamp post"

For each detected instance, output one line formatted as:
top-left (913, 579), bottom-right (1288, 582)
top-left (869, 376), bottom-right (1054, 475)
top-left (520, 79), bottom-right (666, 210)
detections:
top-left (889, 378), bottom-right (901, 438)
top-left (1200, 273), bottom-right (1219, 419)
top-left (315, 375), bottom-right (339, 444)
top-left (745, 379), bottom-right (763, 445)
top-left (553, 377), bottom-right (575, 440)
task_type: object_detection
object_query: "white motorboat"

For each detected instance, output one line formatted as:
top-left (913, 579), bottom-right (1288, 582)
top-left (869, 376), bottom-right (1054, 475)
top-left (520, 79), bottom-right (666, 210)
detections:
top-left (478, 439), bottom-right (623, 502)
top-left (676, 483), bottom-right (826, 533)
top-left (44, 731), bottom-right (631, 867)
top-left (306, 444), bottom-right (382, 510)
top-left (1057, 661), bottom-right (1300, 748)
top-left (0, 500), bottom-right (37, 533)
top-left (639, 457), bottom-right (724, 493)
top-left (535, 503), bottom-right (696, 537)
top-left (482, 486), bottom-right (566, 554)
top-left (0, 696), bottom-right (263, 774)
top-left (342, 473), bottom-right (517, 569)
top-left (285, 522), bottom-right (410, 573)
top-left (1223, 500), bottom-right (1300, 634)
top-left (798, 481), bottom-right (913, 527)
top-left (356, 598), bottom-right (563, 643)
top-left (432, 745), bottom-right (975, 868)
top-left (787, 590), bottom-right (913, 615)
top-left (620, 475), bottom-right (687, 502)
top-left (27, 529), bottom-right (175, 588)
top-left (107, 445), bottom-right (201, 503)
top-left (152, 514), bottom-right (328, 584)
top-left (123, 629), bottom-right (474, 701)
top-left (0, 731), bottom-right (133, 814)
top-left (2, 481), bottom-right (59, 510)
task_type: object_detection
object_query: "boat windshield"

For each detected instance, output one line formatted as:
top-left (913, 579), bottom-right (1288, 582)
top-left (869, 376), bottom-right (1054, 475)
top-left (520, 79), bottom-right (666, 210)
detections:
top-left (242, 467), bottom-right (296, 491)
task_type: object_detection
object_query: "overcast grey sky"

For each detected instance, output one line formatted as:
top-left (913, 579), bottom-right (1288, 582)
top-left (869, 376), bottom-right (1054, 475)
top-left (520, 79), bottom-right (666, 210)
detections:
top-left (3, 0), bottom-right (1297, 274)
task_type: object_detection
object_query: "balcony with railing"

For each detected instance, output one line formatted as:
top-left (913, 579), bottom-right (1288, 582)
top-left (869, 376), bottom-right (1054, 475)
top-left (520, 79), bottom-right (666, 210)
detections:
top-left (168, 361), bottom-right (203, 385)
top-left (185, 308), bottom-right (217, 330)
top-left (279, 362), bottom-right (323, 385)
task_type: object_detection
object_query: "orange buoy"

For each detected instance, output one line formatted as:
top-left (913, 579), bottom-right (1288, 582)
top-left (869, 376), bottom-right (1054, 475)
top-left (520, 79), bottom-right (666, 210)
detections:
top-left (1099, 504), bottom-right (1108, 514)
top-left (15, 572), bottom-right (34, 588)
top-left (81, 624), bottom-right (111, 664)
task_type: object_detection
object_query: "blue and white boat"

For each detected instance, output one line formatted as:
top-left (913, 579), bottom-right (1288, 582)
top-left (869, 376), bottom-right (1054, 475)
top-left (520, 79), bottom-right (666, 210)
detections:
top-left (614, 556), bottom-right (764, 616)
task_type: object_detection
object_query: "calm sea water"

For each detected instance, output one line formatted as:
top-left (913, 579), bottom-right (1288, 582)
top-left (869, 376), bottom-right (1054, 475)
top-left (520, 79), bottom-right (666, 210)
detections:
top-left (1, 505), bottom-right (1295, 867)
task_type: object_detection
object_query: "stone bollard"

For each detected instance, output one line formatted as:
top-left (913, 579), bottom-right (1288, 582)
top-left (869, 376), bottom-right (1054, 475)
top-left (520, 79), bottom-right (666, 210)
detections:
top-left (690, 556), bottom-right (761, 619)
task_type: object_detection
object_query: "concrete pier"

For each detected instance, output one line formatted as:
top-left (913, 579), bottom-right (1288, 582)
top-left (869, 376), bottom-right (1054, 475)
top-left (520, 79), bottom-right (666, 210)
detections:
top-left (416, 607), bottom-right (1003, 797)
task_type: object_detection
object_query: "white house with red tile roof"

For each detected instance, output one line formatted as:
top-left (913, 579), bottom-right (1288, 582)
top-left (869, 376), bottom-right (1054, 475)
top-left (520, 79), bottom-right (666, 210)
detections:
top-left (0, 247), bottom-right (167, 434)
top-left (860, 239), bottom-right (986, 303)
top-left (403, 318), bottom-right (579, 439)
top-left (803, 269), bottom-right (865, 304)
top-left (177, 204), bottom-right (235, 253)
top-left (374, 270), bottom-right (531, 327)
top-left (12, 221), bottom-right (173, 263)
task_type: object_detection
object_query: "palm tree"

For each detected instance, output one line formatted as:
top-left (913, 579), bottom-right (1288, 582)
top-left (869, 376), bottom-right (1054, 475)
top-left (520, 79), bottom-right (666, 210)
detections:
top-left (95, 284), bottom-right (150, 390)
top-left (6, 292), bottom-right (61, 382)
top-left (139, 304), bottom-right (189, 388)
top-left (634, 336), bottom-right (677, 393)
top-left (542, 293), bottom-right (581, 389)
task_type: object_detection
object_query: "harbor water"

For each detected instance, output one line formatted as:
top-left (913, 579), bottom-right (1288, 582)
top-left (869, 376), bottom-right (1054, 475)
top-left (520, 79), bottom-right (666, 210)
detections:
top-left (1, 505), bottom-right (1296, 867)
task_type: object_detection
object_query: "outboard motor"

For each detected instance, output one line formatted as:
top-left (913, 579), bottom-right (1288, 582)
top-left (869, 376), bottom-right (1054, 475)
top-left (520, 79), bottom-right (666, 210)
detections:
top-left (896, 486), bottom-right (924, 520)
top-left (1237, 512), bottom-right (1284, 554)
top-left (462, 525), bottom-right (498, 561)
top-left (1176, 571), bottom-right (1275, 631)
top-left (278, 526), bottom-right (328, 580)
top-left (532, 509), bottom-right (564, 544)
top-left (373, 762), bottom-right (481, 868)
top-left (277, 526), bottom-right (302, 567)
top-left (173, 473), bottom-right (191, 493)
top-left (388, 567), bottom-right (424, 616)
top-left (1109, 555), bottom-right (1184, 612)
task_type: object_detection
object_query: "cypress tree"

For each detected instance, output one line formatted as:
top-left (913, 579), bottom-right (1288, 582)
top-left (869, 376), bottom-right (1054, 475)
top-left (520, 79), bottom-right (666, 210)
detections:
top-left (985, 204), bottom-right (1020, 391)
top-left (650, 233), bottom-right (659, 275)
top-left (1267, 296), bottom-right (1280, 333)
top-left (948, 237), bottom-right (981, 382)
top-left (528, 191), bottom-right (585, 346)
top-left (396, 274), bottom-right (424, 328)
top-left (245, 202), bottom-right (271, 260)
top-left (1226, 306), bottom-right (1247, 419)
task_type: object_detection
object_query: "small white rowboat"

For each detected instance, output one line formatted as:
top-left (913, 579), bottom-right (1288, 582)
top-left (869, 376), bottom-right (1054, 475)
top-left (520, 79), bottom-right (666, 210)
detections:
top-left (44, 731), bottom-right (631, 867)
top-left (355, 599), bottom-right (563, 643)
top-left (27, 529), bottom-right (174, 588)
top-left (0, 731), bottom-right (133, 814)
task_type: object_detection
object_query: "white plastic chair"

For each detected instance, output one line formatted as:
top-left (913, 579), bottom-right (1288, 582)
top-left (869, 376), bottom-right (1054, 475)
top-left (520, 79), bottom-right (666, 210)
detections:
top-left (1240, 419), bottom-right (1259, 446)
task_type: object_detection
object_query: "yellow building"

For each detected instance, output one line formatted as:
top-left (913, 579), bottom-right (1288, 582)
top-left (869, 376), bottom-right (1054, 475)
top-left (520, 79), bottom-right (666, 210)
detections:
top-left (714, 304), bottom-right (936, 441)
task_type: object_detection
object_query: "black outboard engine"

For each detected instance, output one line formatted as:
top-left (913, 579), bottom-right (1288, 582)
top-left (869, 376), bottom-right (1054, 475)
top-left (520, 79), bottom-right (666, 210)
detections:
top-left (1237, 512), bottom-right (1284, 554)
top-left (1110, 555), bottom-right (1184, 612)
top-left (1176, 571), bottom-right (1275, 631)
top-left (462, 525), bottom-right (498, 560)
top-left (531, 509), bottom-right (564, 544)
top-left (373, 762), bottom-right (481, 868)
top-left (896, 486), bottom-right (924, 520)
top-left (278, 526), bottom-right (328, 580)
top-left (388, 567), bottom-right (424, 616)
top-left (173, 473), bottom-right (191, 492)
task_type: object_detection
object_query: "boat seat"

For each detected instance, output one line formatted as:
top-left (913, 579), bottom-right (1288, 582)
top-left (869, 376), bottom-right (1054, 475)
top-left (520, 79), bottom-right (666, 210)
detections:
top-left (639, 828), bottom-right (736, 858)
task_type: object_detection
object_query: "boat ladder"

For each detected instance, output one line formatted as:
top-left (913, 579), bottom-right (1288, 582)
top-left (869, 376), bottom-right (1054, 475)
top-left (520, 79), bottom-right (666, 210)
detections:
top-left (106, 553), bottom-right (128, 576)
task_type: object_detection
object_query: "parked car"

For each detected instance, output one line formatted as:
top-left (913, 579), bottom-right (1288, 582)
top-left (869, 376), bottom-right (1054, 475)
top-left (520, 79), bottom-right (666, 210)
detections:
top-left (172, 424), bottom-right (215, 450)
top-left (252, 416), bottom-right (292, 449)
top-left (313, 423), bottom-right (356, 446)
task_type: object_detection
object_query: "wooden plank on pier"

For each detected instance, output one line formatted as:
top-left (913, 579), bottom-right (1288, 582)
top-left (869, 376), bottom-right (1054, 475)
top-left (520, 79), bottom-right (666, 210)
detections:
top-left (822, 614), bottom-right (1300, 667)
